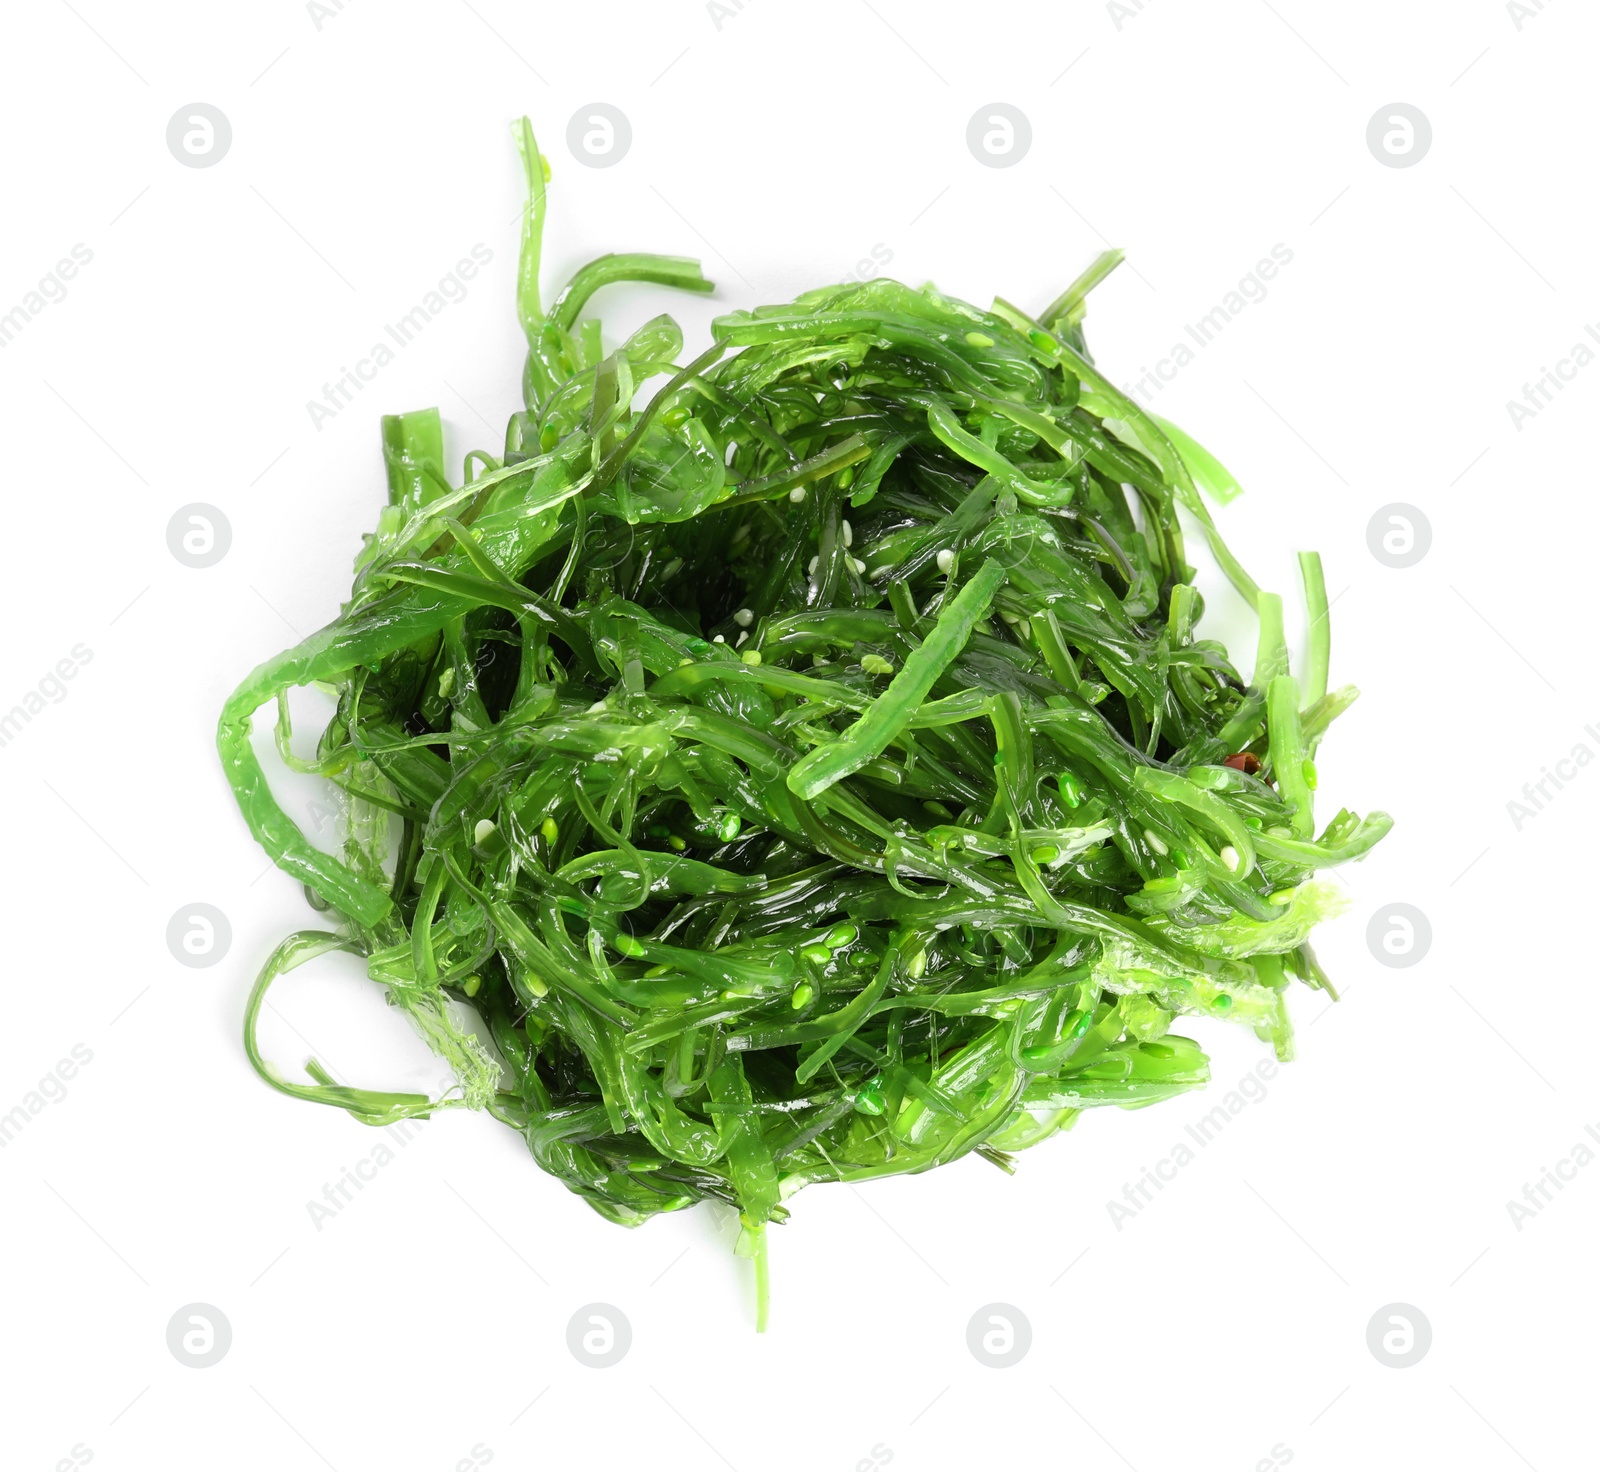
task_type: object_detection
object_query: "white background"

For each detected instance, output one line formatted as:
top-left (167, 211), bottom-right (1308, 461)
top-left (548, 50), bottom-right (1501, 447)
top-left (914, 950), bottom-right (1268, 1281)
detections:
top-left (2, 2), bottom-right (1595, 1468)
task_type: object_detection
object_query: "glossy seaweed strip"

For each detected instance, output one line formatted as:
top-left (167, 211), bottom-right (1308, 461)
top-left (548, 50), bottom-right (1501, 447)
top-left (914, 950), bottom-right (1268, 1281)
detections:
top-left (219, 119), bottom-right (1390, 1329)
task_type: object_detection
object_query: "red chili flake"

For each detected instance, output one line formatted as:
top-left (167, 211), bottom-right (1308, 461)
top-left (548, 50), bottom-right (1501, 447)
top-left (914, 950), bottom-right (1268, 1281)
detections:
top-left (1222, 751), bottom-right (1262, 775)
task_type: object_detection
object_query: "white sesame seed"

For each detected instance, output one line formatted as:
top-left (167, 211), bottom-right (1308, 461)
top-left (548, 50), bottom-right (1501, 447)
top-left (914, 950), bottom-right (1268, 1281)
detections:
top-left (473, 819), bottom-right (496, 844)
top-left (788, 488), bottom-right (807, 503)
top-left (841, 520), bottom-right (853, 547)
top-left (586, 700), bottom-right (607, 714)
top-left (936, 549), bottom-right (955, 574)
top-left (736, 631), bottom-right (748, 647)
top-left (733, 608), bottom-right (754, 628)
top-left (1143, 829), bottom-right (1169, 855)
top-left (808, 555), bottom-right (819, 575)
top-left (712, 634), bottom-right (726, 644)
top-left (1220, 844), bottom-right (1241, 872)
top-left (851, 557), bottom-right (867, 574)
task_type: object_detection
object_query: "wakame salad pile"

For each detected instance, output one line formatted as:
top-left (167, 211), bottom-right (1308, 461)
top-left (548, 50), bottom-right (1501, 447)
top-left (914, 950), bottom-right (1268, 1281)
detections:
top-left (220, 120), bottom-right (1388, 1324)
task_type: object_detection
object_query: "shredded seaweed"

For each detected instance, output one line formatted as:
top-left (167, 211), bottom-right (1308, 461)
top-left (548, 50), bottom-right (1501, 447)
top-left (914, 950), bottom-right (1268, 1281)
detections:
top-left (219, 119), bottom-right (1388, 1330)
